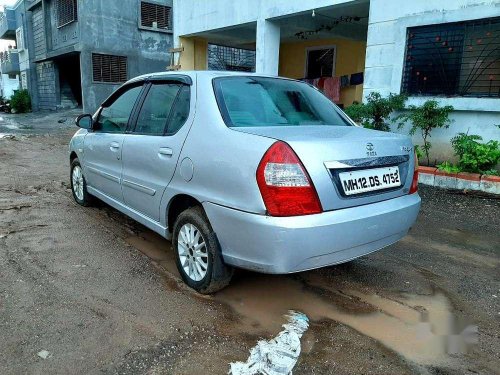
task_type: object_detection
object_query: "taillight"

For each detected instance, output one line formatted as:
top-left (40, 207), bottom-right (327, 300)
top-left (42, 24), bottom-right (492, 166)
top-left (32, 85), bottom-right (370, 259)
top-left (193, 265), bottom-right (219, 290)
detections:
top-left (256, 141), bottom-right (322, 216)
top-left (409, 150), bottom-right (419, 194)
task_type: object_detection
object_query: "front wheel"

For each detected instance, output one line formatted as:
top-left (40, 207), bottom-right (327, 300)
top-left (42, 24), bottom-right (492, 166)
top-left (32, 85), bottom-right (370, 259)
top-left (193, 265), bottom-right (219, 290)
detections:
top-left (70, 158), bottom-right (93, 206)
top-left (173, 207), bottom-right (233, 294)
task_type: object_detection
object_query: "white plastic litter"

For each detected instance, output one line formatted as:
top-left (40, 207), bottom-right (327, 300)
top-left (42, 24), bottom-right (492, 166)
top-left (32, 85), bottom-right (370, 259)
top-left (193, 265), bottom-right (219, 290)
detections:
top-left (37, 350), bottom-right (51, 359)
top-left (229, 311), bottom-right (309, 375)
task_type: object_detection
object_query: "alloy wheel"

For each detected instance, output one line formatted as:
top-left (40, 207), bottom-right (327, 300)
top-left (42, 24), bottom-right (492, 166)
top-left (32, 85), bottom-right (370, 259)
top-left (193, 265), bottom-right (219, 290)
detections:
top-left (72, 165), bottom-right (84, 201)
top-left (177, 223), bottom-right (209, 282)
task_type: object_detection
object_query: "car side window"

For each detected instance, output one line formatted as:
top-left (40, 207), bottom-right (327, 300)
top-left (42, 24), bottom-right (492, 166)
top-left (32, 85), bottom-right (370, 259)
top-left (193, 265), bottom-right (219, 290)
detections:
top-left (134, 83), bottom-right (181, 135)
top-left (167, 85), bottom-right (191, 135)
top-left (95, 85), bottom-right (143, 133)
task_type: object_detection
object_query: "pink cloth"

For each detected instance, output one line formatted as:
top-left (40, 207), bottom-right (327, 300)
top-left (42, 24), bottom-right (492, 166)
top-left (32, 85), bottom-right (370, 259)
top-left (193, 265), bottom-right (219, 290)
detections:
top-left (323, 77), bottom-right (341, 103)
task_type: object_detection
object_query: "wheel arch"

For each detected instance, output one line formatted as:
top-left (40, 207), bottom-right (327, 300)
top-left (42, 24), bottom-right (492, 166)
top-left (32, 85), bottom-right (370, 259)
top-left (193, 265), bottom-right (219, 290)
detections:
top-left (167, 194), bottom-right (204, 234)
top-left (70, 151), bottom-right (78, 163)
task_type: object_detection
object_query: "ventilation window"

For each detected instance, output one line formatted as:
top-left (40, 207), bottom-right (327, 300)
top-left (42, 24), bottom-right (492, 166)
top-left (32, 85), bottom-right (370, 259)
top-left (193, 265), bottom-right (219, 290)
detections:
top-left (92, 54), bottom-right (128, 83)
top-left (140, 1), bottom-right (172, 30)
top-left (402, 17), bottom-right (500, 98)
top-left (57, 0), bottom-right (77, 28)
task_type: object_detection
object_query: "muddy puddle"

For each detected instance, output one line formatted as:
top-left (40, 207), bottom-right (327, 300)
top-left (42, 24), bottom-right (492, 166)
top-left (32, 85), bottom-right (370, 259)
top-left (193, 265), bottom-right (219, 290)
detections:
top-left (126, 230), bottom-right (467, 366)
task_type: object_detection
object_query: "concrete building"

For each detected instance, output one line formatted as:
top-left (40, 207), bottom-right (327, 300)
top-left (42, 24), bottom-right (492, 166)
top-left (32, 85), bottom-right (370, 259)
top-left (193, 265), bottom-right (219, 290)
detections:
top-left (0, 46), bottom-right (20, 98)
top-left (173, 0), bottom-right (500, 161)
top-left (0, 0), bottom-right (173, 112)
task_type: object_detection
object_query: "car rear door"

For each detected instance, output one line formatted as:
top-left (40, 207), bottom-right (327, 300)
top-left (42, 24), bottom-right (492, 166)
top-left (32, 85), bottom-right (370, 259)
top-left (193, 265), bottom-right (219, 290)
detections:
top-left (121, 80), bottom-right (192, 221)
top-left (83, 83), bottom-right (144, 202)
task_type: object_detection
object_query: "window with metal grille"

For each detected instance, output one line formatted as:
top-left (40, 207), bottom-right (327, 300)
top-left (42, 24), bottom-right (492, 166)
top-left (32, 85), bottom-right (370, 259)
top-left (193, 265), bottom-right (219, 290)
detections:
top-left (208, 44), bottom-right (255, 72)
top-left (57, 0), bottom-right (77, 28)
top-left (92, 54), bottom-right (127, 83)
top-left (140, 1), bottom-right (171, 30)
top-left (402, 17), bottom-right (500, 98)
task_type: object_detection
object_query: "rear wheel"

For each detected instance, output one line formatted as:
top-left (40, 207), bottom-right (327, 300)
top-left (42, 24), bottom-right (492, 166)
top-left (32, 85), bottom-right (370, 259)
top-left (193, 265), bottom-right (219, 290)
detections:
top-left (173, 207), bottom-right (233, 294)
top-left (70, 158), bottom-right (93, 206)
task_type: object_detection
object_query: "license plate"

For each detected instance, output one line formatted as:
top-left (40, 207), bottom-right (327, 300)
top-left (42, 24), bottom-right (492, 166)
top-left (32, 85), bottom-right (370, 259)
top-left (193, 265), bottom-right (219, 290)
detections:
top-left (339, 167), bottom-right (401, 196)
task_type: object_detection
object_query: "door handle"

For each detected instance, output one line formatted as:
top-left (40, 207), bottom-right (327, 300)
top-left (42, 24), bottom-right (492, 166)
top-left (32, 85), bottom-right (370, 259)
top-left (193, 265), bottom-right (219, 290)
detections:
top-left (109, 142), bottom-right (120, 151)
top-left (158, 147), bottom-right (173, 157)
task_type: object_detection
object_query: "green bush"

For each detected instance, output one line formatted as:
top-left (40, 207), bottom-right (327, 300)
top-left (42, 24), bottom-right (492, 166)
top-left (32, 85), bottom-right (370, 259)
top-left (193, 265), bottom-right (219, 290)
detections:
top-left (450, 132), bottom-right (500, 174)
top-left (10, 89), bottom-right (31, 113)
top-left (397, 100), bottom-right (454, 166)
top-left (437, 161), bottom-right (462, 174)
top-left (344, 92), bottom-right (407, 131)
top-left (414, 145), bottom-right (423, 162)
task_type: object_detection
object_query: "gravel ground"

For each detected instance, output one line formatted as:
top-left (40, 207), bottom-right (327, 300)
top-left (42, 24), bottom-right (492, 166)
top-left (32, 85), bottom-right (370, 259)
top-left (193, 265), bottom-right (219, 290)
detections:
top-left (0, 111), bottom-right (499, 375)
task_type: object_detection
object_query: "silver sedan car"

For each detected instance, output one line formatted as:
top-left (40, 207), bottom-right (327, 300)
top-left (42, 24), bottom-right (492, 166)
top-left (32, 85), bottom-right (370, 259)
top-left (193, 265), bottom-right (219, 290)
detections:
top-left (69, 71), bottom-right (421, 293)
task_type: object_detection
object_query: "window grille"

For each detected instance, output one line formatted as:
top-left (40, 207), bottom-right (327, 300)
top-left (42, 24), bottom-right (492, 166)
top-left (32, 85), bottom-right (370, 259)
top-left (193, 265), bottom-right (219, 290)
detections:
top-left (402, 17), bottom-right (500, 98)
top-left (57, 0), bottom-right (77, 28)
top-left (140, 2), bottom-right (172, 30)
top-left (208, 44), bottom-right (255, 72)
top-left (92, 54), bottom-right (128, 83)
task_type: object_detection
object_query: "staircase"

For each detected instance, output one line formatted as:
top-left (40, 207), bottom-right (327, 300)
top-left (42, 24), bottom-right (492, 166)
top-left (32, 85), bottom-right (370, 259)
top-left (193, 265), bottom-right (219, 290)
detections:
top-left (57, 82), bottom-right (79, 109)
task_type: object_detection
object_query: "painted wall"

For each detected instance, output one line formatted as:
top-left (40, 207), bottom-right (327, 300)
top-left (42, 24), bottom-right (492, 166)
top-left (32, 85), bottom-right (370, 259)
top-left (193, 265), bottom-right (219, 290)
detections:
top-left (366, 0), bottom-right (500, 162)
top-left (178, 37), bottom-right (208, 71)
top-left (173, 0), bottom-right (358, 77)
top-left (173, 0), bottom-right (356, 39)
top-left (78, 0), bottom-right (173, 112)
top-left (279, 38), bottom-right (366, 106)
top-left (7, 0), bottom-right (173, 112)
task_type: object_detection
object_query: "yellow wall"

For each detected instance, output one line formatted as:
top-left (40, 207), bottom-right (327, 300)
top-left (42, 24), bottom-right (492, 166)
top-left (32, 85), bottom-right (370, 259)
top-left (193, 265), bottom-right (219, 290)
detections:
top-left (178, 37), bottom-right (208, 71)
top-left (279, 38), bottom-right (366, 107)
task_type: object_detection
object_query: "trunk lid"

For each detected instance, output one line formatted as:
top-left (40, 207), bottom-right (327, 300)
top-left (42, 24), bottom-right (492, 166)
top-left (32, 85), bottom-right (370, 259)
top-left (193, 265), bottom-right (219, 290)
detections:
top-left (235, 126), bottom-right (416, 211)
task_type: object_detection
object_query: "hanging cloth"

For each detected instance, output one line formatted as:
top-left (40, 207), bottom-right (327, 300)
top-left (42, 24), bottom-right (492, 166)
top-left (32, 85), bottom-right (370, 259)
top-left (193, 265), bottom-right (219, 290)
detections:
top-left (323, 77), bottom-right (341, 103)
top-left (340, 75), bottom-right (350, 88)
top-left (350, 72), bottom-right (364, 86)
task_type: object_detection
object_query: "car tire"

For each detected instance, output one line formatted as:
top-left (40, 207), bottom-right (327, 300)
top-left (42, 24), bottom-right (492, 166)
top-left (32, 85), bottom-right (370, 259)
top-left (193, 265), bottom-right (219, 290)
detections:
top-left (172, 206), bottom-right (233, 294)
top-left (70, 158), bottom-right (93, 207)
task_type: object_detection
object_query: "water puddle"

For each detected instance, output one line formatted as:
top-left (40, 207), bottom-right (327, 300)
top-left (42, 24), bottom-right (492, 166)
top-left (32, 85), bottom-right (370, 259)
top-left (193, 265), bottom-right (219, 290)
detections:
top-left (125, 231), bottom-right (180, 278)
top-left (125, 230), bottom-right (470, 366)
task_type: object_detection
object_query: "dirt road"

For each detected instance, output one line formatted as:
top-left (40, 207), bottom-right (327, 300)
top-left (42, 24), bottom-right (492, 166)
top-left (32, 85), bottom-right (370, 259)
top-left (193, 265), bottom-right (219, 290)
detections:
top-left (0, 111), bottom-right (499, 374)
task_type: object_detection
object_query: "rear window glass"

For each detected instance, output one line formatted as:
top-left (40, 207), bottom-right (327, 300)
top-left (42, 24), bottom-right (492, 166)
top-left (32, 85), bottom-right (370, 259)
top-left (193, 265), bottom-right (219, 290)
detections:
top-left (213, 76), bottom-right (351, 128)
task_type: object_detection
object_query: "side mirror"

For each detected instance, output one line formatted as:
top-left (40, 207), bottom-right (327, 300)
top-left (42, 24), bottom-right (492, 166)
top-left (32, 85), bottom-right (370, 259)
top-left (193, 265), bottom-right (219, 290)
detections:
top-left (75, 114), bottom-right (93, 130)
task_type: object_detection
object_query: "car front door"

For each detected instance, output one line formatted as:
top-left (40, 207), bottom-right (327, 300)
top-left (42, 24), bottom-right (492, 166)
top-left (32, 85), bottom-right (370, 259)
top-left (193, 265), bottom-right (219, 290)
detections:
top-left (121, 82), bottom-right (192, 221)
top-left (83, 84), bottom-right (144, 202)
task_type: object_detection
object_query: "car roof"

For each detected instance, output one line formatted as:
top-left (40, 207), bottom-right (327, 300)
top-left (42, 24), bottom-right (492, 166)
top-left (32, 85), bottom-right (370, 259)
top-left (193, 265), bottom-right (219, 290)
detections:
top-left (127, 70), bottom-right (286, 85)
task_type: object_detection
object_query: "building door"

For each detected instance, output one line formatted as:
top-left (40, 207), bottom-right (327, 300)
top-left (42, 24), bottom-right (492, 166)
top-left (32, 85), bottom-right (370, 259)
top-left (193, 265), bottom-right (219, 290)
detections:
top-left (57, 53), bottom-right (82, 107)
top-left (305, 46), bottom-right (336, 79)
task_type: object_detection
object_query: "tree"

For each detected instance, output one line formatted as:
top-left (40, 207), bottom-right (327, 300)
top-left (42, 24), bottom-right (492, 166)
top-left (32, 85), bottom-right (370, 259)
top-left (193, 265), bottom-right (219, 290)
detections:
top-left (398, 100), bottom-right (454, 166)
top-left (344, 92), bottom-right (407, 131)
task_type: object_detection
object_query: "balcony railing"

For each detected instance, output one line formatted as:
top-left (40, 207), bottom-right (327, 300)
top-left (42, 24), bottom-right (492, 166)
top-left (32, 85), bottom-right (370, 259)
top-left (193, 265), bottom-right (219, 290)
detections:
top-left (0, 9), bottom-right (16, 39)
top-left (0, 49), bottom-right (20, 74)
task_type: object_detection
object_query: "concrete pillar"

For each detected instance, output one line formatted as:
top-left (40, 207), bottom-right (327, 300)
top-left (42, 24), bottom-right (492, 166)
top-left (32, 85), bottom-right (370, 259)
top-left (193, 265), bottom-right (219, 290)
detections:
top-left (256, 19), bottom-right (280, 75)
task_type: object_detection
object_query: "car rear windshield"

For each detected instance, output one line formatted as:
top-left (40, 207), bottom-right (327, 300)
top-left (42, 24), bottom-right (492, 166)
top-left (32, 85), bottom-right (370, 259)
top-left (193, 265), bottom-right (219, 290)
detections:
top-left (213, 76), bottom-right (352, 128)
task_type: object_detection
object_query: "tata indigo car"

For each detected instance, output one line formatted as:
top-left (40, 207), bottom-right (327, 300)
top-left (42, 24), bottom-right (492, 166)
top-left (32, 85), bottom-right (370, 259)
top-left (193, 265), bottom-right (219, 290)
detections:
top-left (69, 71), bottom-right (421, 293)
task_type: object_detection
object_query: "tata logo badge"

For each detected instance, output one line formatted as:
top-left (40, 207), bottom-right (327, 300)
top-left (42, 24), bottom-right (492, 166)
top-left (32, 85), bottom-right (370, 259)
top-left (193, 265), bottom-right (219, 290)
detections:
top-left (366, 142), bottom-right (377, 157)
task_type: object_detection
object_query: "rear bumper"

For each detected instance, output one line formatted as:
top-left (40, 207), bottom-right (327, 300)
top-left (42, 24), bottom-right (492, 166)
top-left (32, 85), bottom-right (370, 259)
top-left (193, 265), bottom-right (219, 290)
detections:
top-left (203, 194), bottom-right (421, 274)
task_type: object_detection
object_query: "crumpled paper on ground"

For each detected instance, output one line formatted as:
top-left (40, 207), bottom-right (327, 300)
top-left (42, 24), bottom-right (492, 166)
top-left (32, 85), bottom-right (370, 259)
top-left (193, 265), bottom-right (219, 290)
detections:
top-left (229, 311), bottom-right (309, 375)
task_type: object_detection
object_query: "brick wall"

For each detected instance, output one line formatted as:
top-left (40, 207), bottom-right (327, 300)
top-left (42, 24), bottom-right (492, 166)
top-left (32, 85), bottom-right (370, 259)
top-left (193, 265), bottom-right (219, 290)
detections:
top-left (32, 5), bottom-right (47, 60)
top-left (36, 61), bottom-right (57, 110)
